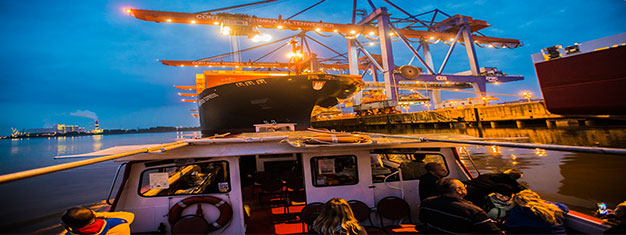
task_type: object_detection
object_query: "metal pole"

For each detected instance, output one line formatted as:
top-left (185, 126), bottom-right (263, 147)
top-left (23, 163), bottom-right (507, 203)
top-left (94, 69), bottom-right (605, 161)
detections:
top-left (377, 8), bottom-right (398, 103)
top-left (0, 141), bottom-right (190, 184)
top-left (358, 132), bottom-right (626, 155)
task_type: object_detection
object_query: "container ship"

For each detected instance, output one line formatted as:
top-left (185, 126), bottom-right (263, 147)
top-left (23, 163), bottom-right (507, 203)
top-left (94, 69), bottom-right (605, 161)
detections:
top-left (531, 33), bottom-right (626, 115)
top-left (191, 71), bottom-right (363, 136)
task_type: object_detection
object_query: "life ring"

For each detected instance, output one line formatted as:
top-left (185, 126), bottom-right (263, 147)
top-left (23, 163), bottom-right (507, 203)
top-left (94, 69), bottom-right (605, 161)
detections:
top-left (303, 133), bottom-right (371, 144)
top-left (169, 196), bottom-right (233, 233)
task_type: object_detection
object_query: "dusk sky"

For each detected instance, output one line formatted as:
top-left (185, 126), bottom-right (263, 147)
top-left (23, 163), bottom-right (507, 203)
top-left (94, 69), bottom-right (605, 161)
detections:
top-left (0, 0), bottom-right (624, 135)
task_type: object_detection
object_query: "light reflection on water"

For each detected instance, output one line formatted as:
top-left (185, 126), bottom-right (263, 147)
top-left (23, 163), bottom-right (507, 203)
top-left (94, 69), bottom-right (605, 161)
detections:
top-left (376, 126), bottom-right (626, 214)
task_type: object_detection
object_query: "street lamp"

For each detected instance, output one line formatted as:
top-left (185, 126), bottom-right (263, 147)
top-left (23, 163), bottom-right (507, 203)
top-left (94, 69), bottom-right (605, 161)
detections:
top-left (521, 91), bottom-right (532, 103)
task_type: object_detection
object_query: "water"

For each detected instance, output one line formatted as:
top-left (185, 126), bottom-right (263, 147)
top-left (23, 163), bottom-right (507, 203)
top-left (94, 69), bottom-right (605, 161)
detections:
top-left (2, 127), bottom-right (626, 232)
top-left (0, 132), bottom-right (198, 233)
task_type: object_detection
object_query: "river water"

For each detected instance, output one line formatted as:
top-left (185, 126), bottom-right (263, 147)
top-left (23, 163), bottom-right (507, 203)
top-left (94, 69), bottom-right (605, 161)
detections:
top-left (1, 127), bottom-right (625, 232)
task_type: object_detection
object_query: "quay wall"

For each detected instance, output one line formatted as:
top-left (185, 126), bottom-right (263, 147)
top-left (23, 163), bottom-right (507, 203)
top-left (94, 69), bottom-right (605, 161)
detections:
top-left (313, 102), bottom-right (622, 130)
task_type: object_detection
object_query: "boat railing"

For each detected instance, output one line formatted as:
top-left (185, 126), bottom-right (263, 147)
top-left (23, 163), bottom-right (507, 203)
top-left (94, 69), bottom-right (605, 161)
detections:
top-left (383, 169), bottom-right (405, 200)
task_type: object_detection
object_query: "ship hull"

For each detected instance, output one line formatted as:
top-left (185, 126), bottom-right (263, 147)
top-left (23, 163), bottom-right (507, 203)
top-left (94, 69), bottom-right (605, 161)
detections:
top-left (533, 33), bottom-right (626, 115)
top-left (197, 74), bottom-right (362, 136)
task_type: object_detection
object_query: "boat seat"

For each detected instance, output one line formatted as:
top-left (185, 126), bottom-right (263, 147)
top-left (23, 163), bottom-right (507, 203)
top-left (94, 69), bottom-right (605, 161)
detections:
top-left (349, 200), bottom-right (387, 234)
top-left (377, 196), bottom-right (421, 234)
top-left (299, 202), bottom-right (325, 233)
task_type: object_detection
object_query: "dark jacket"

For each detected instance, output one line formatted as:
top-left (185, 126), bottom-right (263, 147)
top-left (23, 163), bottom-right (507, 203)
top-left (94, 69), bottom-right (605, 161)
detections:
top-left (464, 173), bottom-right (526, 204)
top-left (419, 196), bottom-right (503, 234)
top-left (504, 202), bottom-right (569, 234)
top-left (418, 173), bottom-right (439, 201)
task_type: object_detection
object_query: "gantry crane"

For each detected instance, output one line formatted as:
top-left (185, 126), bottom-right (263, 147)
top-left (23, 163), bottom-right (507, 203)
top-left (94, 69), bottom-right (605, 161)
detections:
top-left (125, 0), bottom-right (524, 114)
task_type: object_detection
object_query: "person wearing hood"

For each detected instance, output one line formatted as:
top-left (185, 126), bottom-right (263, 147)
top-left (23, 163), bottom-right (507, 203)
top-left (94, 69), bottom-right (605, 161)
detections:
top-left (62, 207), bottom-right (134, 235)
top-left (478, 184), bottom-right (515, 222)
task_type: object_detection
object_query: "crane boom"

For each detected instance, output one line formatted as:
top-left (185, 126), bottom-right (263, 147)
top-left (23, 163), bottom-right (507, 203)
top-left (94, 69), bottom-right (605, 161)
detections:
top-left (126, 9), bottom-right (521, 48)
top-left (160, 60), bottom-right (366, 70)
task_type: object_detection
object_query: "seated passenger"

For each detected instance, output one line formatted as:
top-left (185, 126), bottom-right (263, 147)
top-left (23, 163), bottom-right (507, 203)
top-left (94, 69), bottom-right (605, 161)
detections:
top-left (399, 154), bottom-right (427, 180)
top-left (604, 201), bottom-right (626, 234)
top-left (419, 162), bottom-right (448, 201)
top-left (419, 178), bottom-right (503, 234)
top-left (464, 169), bottom-right (526, 205)
top-left (478, 184), bottom-right (515, 222)
top-left (62, 207), bottom-right (134, 235)
top-left (504, 189), bottom-right (569, 234)
top-left (312, 198), bottom-right (366, 235)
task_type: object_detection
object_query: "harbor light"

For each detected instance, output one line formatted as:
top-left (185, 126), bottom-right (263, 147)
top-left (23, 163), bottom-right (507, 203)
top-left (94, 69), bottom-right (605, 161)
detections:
top-left (166, 19), bottom-right (172, 22)
top-left (277, 25), bottom-right (283, 29)
top-left (251, 33), bottom-right (272, 42)
top-left (221, 26), bottom-right (231, 35)
top-left (315, 28), bottom-right (321, 32)
top-left (190, 20), bottom-right (197, 24)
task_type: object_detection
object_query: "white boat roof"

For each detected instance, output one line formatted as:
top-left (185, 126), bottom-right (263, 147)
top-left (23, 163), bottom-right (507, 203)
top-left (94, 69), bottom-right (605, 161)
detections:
top-left (112, 130), bottom-right (471, 162)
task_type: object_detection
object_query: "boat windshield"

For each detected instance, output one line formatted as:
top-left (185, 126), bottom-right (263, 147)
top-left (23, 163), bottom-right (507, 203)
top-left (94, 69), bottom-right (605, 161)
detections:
top-left (138, 161), bottom-right (230, 197)
top-left (370, 153), bottom-right (446, 183)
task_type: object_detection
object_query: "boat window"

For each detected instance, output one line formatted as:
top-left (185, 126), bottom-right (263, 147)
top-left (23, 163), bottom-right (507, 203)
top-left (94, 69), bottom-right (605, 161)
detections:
top-left (138, 161), bottom-right (230, 197)
top-left (370, 153), bottom-right (446, 183)
top-left (311, 155), bottom-right (358, 187)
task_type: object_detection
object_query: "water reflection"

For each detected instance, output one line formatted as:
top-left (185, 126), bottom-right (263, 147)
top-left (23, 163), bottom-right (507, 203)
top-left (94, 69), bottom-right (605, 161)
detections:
top-left (382, 126), bottom-right (626, 148)
top-left (92, 135), bottom-right (102, 152)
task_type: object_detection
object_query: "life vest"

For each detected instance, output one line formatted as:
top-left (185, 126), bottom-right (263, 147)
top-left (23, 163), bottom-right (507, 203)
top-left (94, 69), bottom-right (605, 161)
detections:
top-left (64, 218), bottom-right (128, 235)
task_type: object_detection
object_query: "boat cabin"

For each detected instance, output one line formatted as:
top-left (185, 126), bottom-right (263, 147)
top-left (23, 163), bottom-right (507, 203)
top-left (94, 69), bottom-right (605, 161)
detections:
top-left (108, 130), bottom-right (472, 234)
top-left (107, 130), bottom-right (609, 234)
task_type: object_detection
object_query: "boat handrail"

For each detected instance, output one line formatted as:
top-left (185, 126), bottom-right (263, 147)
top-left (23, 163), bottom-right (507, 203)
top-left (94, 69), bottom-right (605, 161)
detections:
top-left (383, 169), bottom-right (405, 199)
top-left (356, 132), bottom-right (626, 155)
top-left (0, 141), bottom-right (189, 184)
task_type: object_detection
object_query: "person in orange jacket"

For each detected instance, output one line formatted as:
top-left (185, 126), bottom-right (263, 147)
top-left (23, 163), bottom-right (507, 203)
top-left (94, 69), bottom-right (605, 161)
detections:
top-left (62, 207), bottom-right (134, 235)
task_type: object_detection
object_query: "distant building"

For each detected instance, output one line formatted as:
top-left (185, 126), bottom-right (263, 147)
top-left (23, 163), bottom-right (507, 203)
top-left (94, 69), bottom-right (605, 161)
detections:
top-left (27, 124), bottom-right (85, 135)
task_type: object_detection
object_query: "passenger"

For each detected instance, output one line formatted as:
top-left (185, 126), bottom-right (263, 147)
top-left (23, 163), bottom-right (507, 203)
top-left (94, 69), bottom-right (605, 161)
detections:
top-left (478, 184), bottom-right (515, 222)
top-left (464, 169), bottom-right (526, 205)
top-left (312, 198), bottom-right (366, 235)
top-left (62, 207), bottom-right (134, 235)
top-left (604, 201), bottom-right (626, 234)
top-left (399, 154), bottom-right (427, 180)
top-left (418, 162), bottom-right (447, 201)
top-left (419, 178), bottom-right (503, 234)
top-left (504, 189), bottom-right (568, 234)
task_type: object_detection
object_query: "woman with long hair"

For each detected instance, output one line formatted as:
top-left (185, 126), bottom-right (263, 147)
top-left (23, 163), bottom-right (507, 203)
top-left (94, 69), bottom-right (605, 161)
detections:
top-left (312, 198), bottom-right (366, 235)
top-left (505, 189), bottom-right (569, 234)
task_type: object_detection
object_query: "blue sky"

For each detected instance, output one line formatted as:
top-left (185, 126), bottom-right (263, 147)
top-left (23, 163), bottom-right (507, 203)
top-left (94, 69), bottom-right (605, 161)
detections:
top-left (0, 0), bottom-right (624, 135)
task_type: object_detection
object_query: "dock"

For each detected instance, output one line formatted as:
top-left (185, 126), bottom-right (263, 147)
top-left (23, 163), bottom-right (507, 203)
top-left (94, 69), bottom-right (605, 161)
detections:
top-left (312, 102), bottom-right (625, 130)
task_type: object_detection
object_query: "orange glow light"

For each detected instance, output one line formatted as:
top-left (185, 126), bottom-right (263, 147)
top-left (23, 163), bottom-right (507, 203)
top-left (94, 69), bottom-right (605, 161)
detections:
top-left (166, 19), bottom-right (172, 22)
top-left (190, 20), bottom-right (197, 24)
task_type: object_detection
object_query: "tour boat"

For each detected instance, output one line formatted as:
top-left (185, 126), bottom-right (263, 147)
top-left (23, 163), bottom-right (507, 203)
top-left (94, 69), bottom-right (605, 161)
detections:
top-left (8, 127), bottom-right (615, 234)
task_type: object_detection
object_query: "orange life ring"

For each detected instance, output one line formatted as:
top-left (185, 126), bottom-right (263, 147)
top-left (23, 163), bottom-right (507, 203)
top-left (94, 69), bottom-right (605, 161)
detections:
top-left (168, 195), bottom-right (233, 233)
top-left (303, 133), bottom-right (371, 144)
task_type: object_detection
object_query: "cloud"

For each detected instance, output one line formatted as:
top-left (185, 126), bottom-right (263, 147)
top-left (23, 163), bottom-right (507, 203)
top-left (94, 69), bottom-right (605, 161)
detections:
top-left (70, 110), bottom-right (98, 120)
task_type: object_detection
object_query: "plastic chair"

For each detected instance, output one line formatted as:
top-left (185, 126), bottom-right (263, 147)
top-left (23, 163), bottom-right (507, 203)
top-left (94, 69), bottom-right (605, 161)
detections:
top-left (377, 196), bottom-right (420, 234)
top-left (349, 200), bottom-right (386, 234)
top-left (299, 202), bottom-right (324, 233)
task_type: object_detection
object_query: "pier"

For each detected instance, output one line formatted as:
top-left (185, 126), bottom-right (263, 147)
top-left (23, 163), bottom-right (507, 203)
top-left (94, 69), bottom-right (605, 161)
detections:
top-left (313, 102), bottom-right (624, 131)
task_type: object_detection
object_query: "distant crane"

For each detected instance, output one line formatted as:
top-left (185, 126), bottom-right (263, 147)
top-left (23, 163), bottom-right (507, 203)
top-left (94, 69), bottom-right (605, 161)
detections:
top-left (125, 0), bottom-right (524, 115)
